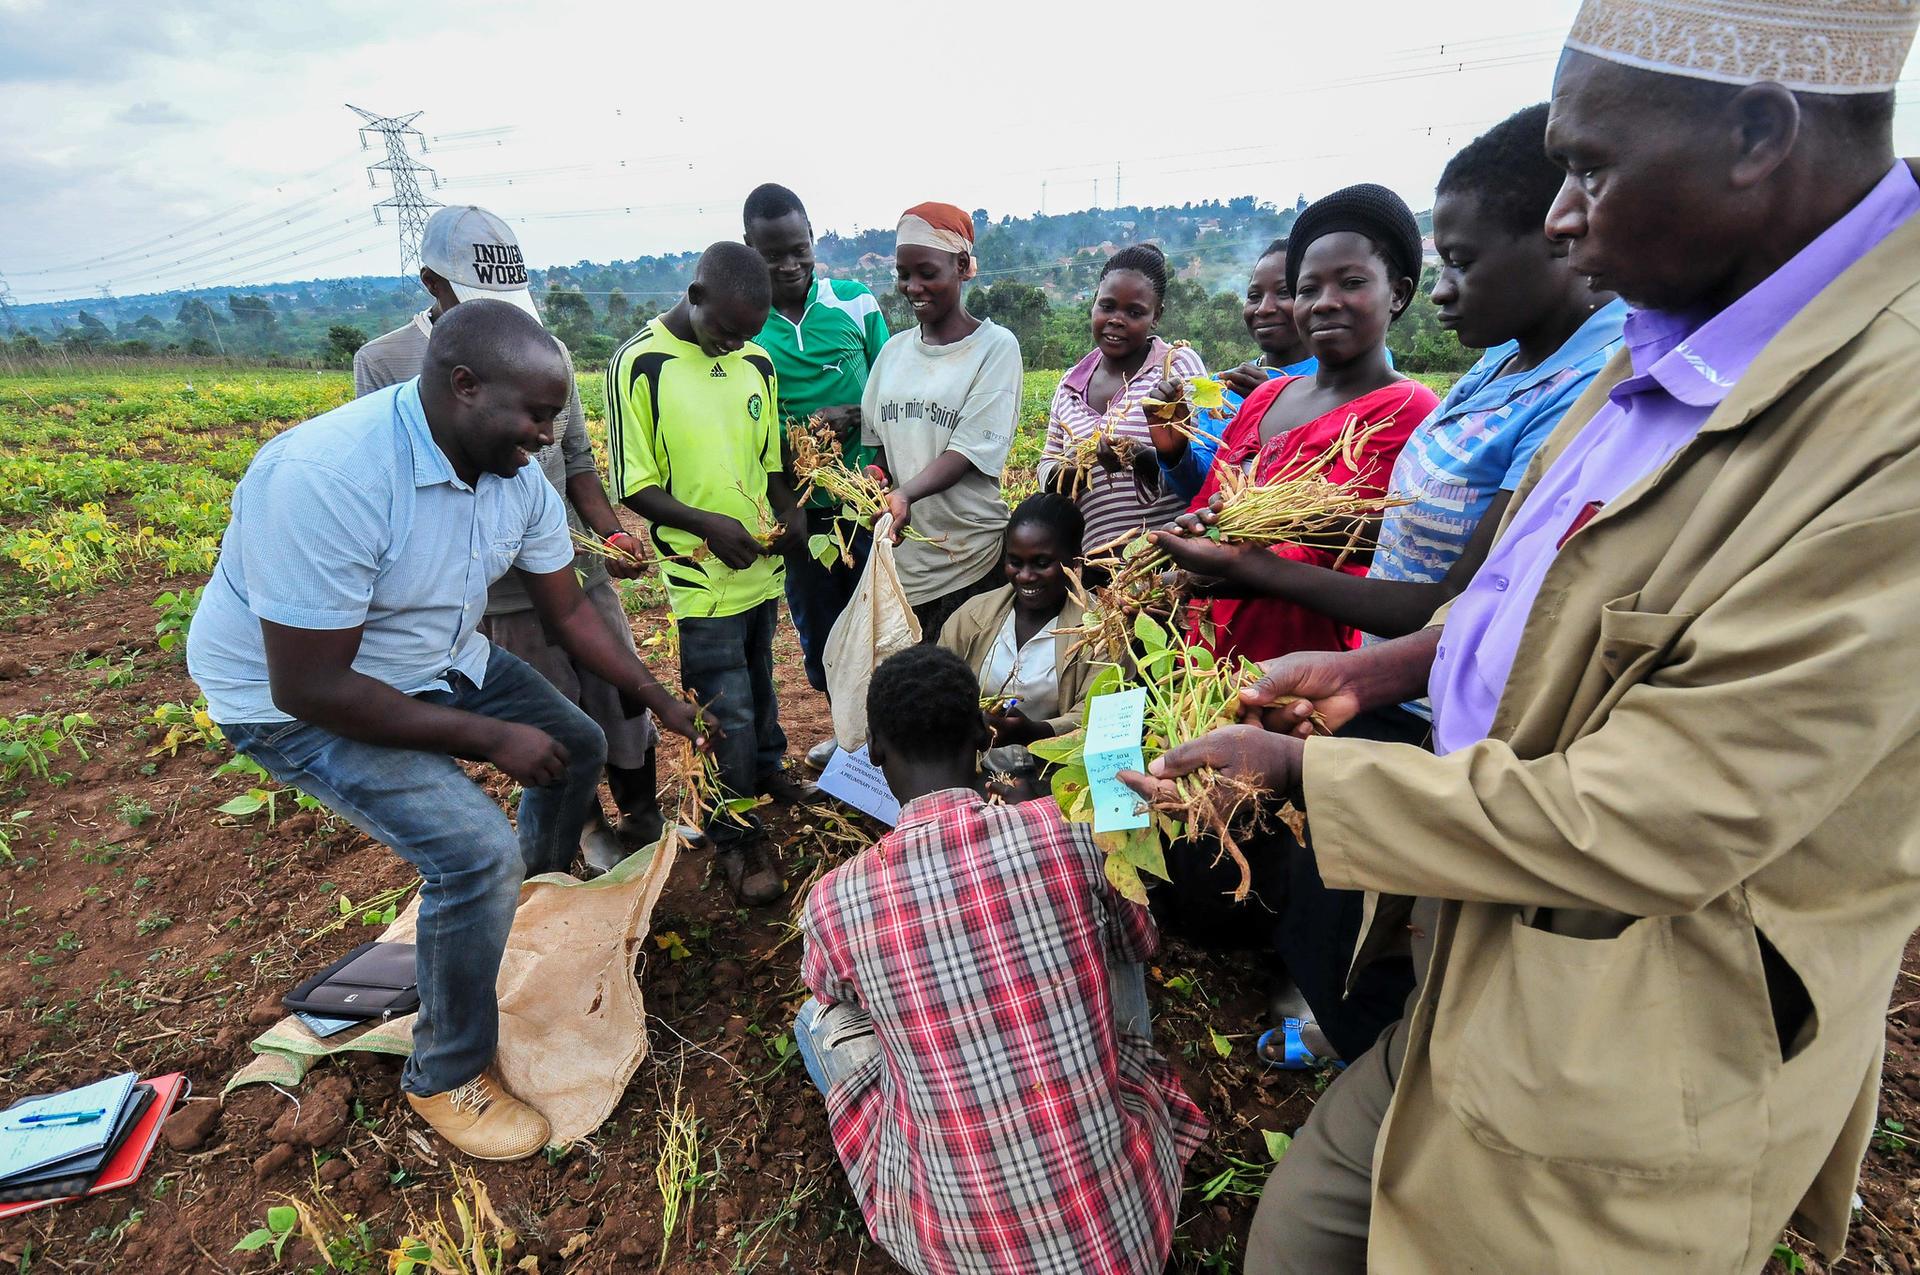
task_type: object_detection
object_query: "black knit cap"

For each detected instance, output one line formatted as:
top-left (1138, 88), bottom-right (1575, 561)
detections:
top-left (1285, 183), bottom-right (1424, 295)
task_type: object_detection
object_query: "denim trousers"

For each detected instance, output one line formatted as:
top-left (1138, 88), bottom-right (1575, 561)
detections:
top-left (782, 508), bottom-right (869, 695)
top-left (793, 997), bottom-right (880, 1096)
top-left (223, 644), bottom-right (607, 1095)
top-left (676, 598), bottom-right (786, 843)
top-left (793, 962), bottom-right (1151, 1098)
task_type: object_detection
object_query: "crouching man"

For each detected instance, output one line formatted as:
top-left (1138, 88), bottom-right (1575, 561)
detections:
top-left (188, 301), bottom-right (706, 1160)
top-left (796, 646), bottom-right (1206, 1274)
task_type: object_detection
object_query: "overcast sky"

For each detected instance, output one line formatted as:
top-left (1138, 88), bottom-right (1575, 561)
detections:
top-left (7, 0), bottom-right (1920, 305)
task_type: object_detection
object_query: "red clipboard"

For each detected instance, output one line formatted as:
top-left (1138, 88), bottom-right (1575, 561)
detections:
top-left (0, 1072), bottom-right (189, 1220)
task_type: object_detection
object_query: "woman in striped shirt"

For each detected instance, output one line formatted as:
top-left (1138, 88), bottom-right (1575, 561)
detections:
top-left (1037, 245), bottom-right (1207, 551)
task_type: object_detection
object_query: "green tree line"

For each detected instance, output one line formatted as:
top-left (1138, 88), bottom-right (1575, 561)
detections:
top-left (4, 196), bottom-right (1472, 374)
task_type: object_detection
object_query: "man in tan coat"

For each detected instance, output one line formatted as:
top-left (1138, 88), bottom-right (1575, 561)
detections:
top-left (1126, 2), bottom-right (1920, 1270)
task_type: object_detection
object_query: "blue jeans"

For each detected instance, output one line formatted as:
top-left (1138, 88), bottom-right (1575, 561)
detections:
top-left (222, 645), bottom-right (607, 1095)
top-left (792, 962), bottom-right (1151, 1099)
top-left (676, 599), bottom-right (786, 844)
top-left (783, 508), bottom-right (869, 694)
top-left (793, 998), bottom-right (879, 1096)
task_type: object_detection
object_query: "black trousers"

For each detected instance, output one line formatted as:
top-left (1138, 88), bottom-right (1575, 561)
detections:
top-left (1151, 704), bottom-right (1431, 1061)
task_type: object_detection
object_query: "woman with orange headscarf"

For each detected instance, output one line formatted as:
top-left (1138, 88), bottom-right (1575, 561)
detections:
top-left (861, 202), bottom-right (1025, 638)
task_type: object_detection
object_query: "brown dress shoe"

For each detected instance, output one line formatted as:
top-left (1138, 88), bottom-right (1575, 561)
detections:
top-left (714, 839), bottom-right (785, 906)
top-left (406, 1069), bottom-right (550, 1161)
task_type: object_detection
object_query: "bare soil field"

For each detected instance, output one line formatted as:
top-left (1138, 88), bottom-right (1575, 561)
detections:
top-left (0, 369), bottom-right (1912, 1272)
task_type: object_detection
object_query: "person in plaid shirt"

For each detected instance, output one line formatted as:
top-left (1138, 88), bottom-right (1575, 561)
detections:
top-left (797, 645), bottom-right (1207, 1275)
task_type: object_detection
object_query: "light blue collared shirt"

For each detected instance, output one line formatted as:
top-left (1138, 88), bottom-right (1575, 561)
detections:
top-left (1372, 298), bottom-right (1629, 589)
top-left (187, 379), bottom-right (573, 724)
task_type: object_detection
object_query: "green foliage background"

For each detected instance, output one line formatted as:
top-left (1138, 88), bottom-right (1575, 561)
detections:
top-left (6, 197), bottom-right (1475, 377)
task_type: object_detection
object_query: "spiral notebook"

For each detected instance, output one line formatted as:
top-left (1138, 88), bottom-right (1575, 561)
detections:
top-left (0, 1072), bottom-right (188, 1219)
top-left (0, 1071), bottom-right (138, 1180)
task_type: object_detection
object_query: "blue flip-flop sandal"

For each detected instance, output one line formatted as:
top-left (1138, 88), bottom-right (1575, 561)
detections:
top-left (1257, 1017), bottom-right (1346, 1071)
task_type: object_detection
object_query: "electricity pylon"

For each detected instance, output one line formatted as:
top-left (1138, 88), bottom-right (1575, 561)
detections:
top-left (347, 105), bottom-right (442, 271)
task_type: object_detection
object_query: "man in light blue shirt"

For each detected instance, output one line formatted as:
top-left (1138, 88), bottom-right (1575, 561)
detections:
top-left (188, 302), bottom-right (702, 1161)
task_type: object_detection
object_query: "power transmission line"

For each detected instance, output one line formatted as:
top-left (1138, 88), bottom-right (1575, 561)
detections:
top-left (348, 105), bottom-right (442, 271)
top-left (0, 271), bottom-right (20, 334)
top-left (10, 150), bottom-right (364, 277)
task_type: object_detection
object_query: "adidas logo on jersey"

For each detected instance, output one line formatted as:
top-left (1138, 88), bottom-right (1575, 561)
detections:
top-left (709, 363), bottom-right (727, 378)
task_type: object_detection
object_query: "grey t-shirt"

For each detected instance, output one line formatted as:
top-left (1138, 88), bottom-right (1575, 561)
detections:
top-left (352, 310), bottom-right (604, 614)
top-left (861, 318), bottom-right (1021, 605)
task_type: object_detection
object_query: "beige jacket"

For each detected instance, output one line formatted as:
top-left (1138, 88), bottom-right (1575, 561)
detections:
top-left (1304, 185), bottom-right (1920, 1271)
top-left (938, 585), bottom-right (1098, 738)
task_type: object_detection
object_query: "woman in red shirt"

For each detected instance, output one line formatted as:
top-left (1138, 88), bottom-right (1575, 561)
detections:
top-left (1167, 184), bottom-right (1438, 663)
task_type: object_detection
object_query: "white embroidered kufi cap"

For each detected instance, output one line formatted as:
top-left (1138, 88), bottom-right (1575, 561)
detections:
top-left (1565, 0), bottom-right (1920, 94)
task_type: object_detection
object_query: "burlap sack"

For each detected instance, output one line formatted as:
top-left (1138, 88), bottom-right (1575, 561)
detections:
top-left (227, 835), bottom-right (678, 1145)
top-left (822, 513), bottom-right (922, 750)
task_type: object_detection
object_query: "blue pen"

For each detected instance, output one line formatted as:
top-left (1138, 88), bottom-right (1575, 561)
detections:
top-left (9, 1107), bottom-right (105, 1128)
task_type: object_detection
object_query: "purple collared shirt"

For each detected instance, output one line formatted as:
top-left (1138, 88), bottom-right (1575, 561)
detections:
top-left (1430, 162), bottom-right (1920, 756)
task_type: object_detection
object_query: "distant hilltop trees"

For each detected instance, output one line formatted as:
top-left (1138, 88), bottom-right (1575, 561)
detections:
top-left (6, 196), bottom-right (1469, 374)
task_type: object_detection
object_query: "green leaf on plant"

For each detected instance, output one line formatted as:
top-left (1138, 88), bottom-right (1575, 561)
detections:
top-left (1135, 645), bottom-right (1176, 676)
top-left (1095, 824), bottom-right (1167, 880)
top-left (215, 793), bottom-right (265, 818)
top-left (1050, 763), bottom-right (1090, 823)
top-left (1103, 854), bottom-right (1147, 905)
top-left (233, 1229), bottom-right (275, 1253)
top-left (807, 533), bottom-right (839, 568)
top-left (1210, 1029), bottom-right (1232, 1058)
top-left (1132, 612), bottom-right (1167, 652)
top-left (1263, 1129), bottom-right (1293, 1162)
top-left (266, 1205), bottom-right (297, 1233)
top-left (1027, 731), bottom-right (1083, 765)
top-left (1123, 828), bottom-right (1169, 881)
top-left (1084, 662), bottom-right (1125, 705)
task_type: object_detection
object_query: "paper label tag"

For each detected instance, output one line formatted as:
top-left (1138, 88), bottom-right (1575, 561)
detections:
top-left (1085, 688), bottom-right (1151, 833)
top-left (816, 744), bottom-right (902, 826)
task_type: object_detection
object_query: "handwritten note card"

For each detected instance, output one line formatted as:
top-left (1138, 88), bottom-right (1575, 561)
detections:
top-left (1085, 688), bottom-right (1151, 833)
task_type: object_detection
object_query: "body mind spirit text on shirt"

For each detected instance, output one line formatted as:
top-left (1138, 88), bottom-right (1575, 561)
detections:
top-left (879, 400), bottom-right (962, 430)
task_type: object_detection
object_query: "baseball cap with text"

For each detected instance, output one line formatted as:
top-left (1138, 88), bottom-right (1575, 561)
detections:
top-left (420, 205), bottom-right (543, 323)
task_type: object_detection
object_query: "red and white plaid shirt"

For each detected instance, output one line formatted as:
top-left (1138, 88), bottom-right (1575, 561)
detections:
top-left (801, 789), bottom-right (1208, 1275)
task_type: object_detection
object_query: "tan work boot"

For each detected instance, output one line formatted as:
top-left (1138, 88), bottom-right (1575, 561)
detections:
top-left (406, 1070), bottom-right (550, 1161)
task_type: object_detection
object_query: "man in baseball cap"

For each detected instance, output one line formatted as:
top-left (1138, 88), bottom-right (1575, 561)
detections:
top-left (418, 204), bottom-right (543, 321)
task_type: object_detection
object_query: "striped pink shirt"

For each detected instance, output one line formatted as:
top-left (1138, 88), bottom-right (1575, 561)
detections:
top-left (1039, 337), bottom-right (1207, 549)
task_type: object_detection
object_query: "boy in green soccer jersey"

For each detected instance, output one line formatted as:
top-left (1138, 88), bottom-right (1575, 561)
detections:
top-left (606, 242), bottom-right (808, 905)
top-left (742, 185), bottom-right (893, 770)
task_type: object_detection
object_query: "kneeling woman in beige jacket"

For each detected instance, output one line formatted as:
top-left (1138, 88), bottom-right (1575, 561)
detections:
top-left (938, 493), bottom-right (1098, 789)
